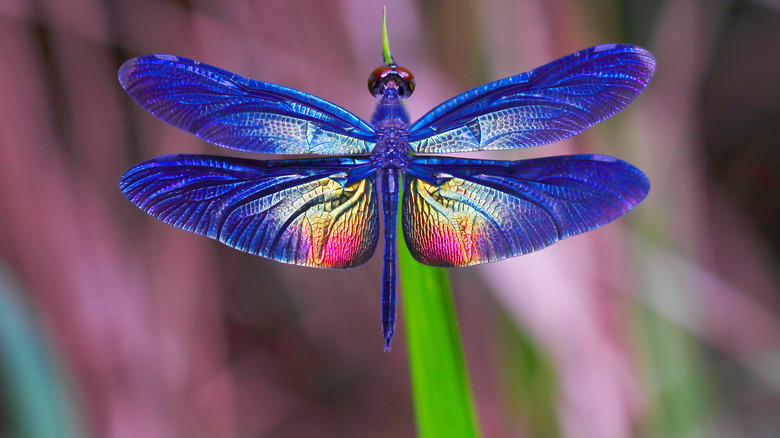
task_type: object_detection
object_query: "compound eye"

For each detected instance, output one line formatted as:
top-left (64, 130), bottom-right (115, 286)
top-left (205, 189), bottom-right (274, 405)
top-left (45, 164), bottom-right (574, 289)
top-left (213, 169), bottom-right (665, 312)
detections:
top-left (368, 65), bottom-right (394, 97)
top-left (393, 66), bottom-right (415, 97)
top-left (367, 65), bottom-right (416, 99)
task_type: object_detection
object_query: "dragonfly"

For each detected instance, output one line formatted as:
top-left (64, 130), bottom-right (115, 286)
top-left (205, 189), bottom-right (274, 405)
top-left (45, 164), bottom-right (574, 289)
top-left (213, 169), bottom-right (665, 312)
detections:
top-left (119, 21), bottom-right (655, 351)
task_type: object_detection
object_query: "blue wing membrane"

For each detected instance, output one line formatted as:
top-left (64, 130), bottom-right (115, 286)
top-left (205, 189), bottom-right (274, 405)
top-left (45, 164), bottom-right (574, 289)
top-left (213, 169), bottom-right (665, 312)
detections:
top-left (408, 44), bottom-right (656, 153)
top-left (402, 155), bottom-right (649, 266)
top-left (120, 155), bottom-right (379, 268)
top-left (119, 55), bottom-right (376, 155)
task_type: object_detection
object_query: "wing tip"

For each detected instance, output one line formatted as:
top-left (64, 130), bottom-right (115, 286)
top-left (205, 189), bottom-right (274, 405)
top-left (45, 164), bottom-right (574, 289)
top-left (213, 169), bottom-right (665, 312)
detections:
top-left (117, 58), bottom-right (138, 88)
top-left (118, 54), bottom-right (193, 89)
top-left (591, 43), bottom-right (656, 79)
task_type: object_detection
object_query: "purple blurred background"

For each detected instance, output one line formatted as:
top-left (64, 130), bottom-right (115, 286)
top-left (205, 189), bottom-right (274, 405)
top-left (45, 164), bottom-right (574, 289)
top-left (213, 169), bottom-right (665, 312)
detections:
top-left (0, 0), bottom-right (778, 437)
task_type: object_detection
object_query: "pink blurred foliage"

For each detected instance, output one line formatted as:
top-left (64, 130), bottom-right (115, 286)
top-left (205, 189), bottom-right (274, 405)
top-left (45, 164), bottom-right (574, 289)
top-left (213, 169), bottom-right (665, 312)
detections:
top-left (0, 0), bottom-right (778, 437)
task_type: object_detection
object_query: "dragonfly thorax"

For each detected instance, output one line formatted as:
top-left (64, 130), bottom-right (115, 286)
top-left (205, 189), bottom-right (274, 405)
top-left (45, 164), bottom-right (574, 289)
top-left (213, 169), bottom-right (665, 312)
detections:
top-left (370, 86), bottom-right (412, 169)
top-left (370, 87), bottom-right (410, 126)
top-left (371, 120), bottom-right (412, 169)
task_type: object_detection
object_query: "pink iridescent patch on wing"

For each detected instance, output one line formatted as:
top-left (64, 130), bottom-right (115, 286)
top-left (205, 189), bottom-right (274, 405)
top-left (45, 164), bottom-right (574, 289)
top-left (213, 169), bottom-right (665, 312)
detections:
top-left (297, 178), bottom-right (377, 268)
top-left (403, 178), bottom-right (490, 267)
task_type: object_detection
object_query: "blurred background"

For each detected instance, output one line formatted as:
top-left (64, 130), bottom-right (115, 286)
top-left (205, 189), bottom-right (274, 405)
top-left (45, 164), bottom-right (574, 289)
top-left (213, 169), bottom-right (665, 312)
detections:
top-left (0, 0), bottom-right (778, 437)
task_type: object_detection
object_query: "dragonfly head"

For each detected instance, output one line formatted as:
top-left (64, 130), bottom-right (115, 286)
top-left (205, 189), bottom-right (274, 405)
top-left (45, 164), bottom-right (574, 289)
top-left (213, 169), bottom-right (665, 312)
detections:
top-left (368, 64), bottom-right (415, 99)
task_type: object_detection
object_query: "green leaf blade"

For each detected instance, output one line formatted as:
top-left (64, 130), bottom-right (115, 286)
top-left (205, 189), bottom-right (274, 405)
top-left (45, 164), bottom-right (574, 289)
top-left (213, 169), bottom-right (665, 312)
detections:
top-left (398, 225), bottom-right (480, 438)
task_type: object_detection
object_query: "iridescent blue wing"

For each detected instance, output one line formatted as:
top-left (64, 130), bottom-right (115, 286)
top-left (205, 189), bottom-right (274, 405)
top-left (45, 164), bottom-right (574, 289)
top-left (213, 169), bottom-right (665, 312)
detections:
top-left (402, 155), bottom-right (648, 266)
top-left (408, 44), bottom-right (655, 153)
top-left (120, 156), bottom-right (379, 268)
top-left (119, 55), bottom-right (376, 155)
